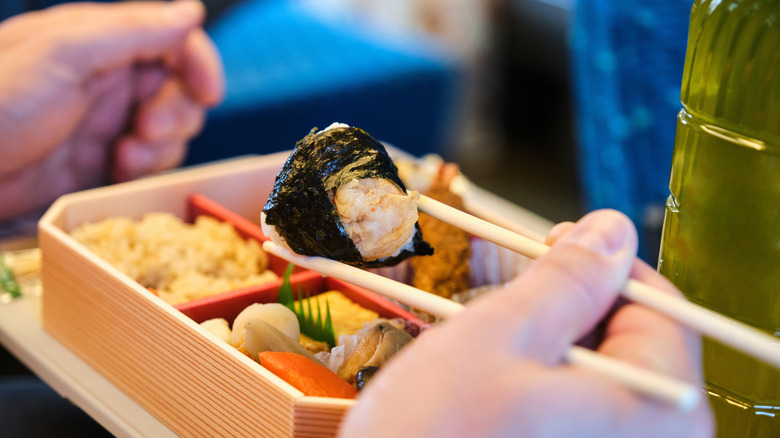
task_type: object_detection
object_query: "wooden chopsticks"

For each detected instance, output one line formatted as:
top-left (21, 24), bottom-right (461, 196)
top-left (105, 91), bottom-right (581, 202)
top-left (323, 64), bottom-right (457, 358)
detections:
top-left (417, 194), bottom-right (780, 371)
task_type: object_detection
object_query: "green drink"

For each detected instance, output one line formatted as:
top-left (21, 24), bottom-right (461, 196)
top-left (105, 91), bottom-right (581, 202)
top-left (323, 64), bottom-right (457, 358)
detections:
top-left (658, 1), bottom-right (780, 436)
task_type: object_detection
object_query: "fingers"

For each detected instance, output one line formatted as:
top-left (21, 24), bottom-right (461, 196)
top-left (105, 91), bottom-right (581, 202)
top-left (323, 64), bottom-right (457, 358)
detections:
top-left (465, 210), bottom-right (638, 364)
top-left (113, 75), bottom-right (198, 182)
top-left (111, 136), bottom-right (187, 183)
top-left (176, 27), bottom-right (225, 106)
top-left (115, 49), bottom-right (211, 183)
top-left (0, 1), bottom-right (221, 187)
top-left (46, 1), bottom-right (224, 106)
top-left (6, 1), bottom-right (224, 107)
top-left (599, 260), bottom-right (704, 382)
top-left (546, 215), bottom-right (703, 381)
top-left (114, 76), bottom-right (199, 182)
top-left (135, 78), bottom-right (206, 143)
top-left (544, 220), bottom-right (575, 245)
top-left (134, 63), bottom-right (168, 102)
top-left (48, 1), bottom-right (206, 75)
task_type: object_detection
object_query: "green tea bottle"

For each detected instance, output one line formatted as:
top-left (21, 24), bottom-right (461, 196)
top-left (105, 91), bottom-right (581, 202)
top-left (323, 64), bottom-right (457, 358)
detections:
top-left (658, 0), bottom-right (780, 436)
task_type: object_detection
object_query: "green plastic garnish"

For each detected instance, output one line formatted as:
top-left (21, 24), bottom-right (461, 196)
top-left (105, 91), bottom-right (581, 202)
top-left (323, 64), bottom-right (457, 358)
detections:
top-left (0, 254), bottom-right (21, 299)
top-left (278, 264), bottom-right (336, 348)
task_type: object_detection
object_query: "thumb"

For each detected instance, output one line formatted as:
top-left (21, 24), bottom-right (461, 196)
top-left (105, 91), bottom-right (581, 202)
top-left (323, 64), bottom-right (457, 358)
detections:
top-left (50, 1), bottom-right (205, 75)
top-left (472, 209), bottom-right (638, 364)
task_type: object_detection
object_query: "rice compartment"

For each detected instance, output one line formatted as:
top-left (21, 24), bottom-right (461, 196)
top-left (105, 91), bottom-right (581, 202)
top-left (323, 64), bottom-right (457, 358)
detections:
top-left (70, 212), bottom-right (277, 305)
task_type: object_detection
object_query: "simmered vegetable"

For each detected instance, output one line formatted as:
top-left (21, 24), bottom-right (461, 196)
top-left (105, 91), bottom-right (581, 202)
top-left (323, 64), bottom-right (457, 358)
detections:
top-left (259, 351), bottom-right (358, 399)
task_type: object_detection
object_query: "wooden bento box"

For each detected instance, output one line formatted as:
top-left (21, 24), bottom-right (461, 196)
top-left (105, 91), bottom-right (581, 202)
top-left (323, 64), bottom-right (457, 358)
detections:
top-left (38, 153), bottom-right (546, 437)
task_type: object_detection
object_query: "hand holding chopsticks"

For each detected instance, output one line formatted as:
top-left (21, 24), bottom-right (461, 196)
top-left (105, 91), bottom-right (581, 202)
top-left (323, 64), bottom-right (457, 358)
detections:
top-left (263, 236), bottom-right (702, 412)
top-left (417, 194), bottom-right (780, 371)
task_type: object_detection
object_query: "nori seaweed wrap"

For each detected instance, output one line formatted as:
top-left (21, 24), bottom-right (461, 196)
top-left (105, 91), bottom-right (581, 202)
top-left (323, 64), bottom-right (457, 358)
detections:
top-left (262, 124), bottom-right (433, 267)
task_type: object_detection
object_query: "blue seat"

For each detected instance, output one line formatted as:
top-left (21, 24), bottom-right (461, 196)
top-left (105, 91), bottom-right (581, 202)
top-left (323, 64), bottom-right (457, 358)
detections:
top-left (186, 0), bottom-right (460, 164)
top-left (569, 0), bottom-right (691, 262)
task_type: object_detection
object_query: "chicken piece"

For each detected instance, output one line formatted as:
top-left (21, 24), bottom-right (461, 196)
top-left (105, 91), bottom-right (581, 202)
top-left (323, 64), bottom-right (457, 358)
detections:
top-left (410, 164), bottom-right (472, 298)
top-left (333, 178), bottom-right (420, 261)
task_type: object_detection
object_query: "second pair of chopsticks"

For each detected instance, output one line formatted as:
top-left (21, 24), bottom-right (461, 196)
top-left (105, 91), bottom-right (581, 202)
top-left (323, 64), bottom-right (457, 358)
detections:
top-left (262, 237), bottom-right (701, 412)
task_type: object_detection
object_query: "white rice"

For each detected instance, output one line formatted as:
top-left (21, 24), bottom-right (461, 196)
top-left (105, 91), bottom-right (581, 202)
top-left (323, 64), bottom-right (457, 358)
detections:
top-left (70, 212), bottom-right (277, 305)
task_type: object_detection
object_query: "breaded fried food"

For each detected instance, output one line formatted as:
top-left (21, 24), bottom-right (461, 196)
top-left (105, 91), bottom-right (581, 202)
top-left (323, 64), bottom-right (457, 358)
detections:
top-left (410, 164), bottom-right (471, 298)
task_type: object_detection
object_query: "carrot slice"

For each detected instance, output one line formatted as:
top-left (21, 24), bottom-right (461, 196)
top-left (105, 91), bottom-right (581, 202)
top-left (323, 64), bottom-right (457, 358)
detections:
top-left (259, 351), bottom-right (358, 399)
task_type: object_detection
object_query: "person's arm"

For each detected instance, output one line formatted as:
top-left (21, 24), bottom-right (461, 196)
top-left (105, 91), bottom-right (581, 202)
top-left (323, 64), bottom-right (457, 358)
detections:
top-left (339, 209), bottom-right (714, 438)
top-left (0, 0), bottom-right (224, 221)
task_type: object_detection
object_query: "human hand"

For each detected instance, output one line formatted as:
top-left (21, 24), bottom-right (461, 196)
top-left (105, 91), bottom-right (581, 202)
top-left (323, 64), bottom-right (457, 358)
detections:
top-left (0, 0), bottom-right (224, 221)
top-left (339, 209), bottom-right (714, 438)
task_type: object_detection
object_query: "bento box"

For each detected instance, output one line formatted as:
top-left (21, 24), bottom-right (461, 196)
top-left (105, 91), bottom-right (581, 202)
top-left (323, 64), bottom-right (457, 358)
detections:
top-left (38, 152), bottom-right (546, 437)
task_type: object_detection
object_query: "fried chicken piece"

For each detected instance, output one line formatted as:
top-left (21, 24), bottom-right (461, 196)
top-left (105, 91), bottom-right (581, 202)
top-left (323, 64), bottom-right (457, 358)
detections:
top-left (410, 164), bottom-right (471, 298)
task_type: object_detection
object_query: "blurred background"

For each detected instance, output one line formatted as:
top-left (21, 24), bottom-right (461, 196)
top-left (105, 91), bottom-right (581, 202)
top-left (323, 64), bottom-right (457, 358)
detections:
top-left (0, 0), bottom-right (693, 374)
top-left (1, 0), bottom-right (692, 260)
top-left (192, 0), bottom-right (586, 224)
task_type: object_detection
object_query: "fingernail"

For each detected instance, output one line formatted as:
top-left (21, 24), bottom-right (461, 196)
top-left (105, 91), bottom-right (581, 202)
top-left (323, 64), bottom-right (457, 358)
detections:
top-left (567, 212), bottom-right (633, 256)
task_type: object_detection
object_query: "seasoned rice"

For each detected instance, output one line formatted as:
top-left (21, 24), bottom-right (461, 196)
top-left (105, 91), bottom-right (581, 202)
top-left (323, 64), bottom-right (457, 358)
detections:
top-left (70, 212), bottom-right (277, 305)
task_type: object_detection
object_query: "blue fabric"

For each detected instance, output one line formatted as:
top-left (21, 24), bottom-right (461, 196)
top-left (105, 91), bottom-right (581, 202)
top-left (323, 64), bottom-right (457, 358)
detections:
top-left (569, 0), bottom-right (691, 261)
top-left (185, 0), bottom-right (460, 164)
